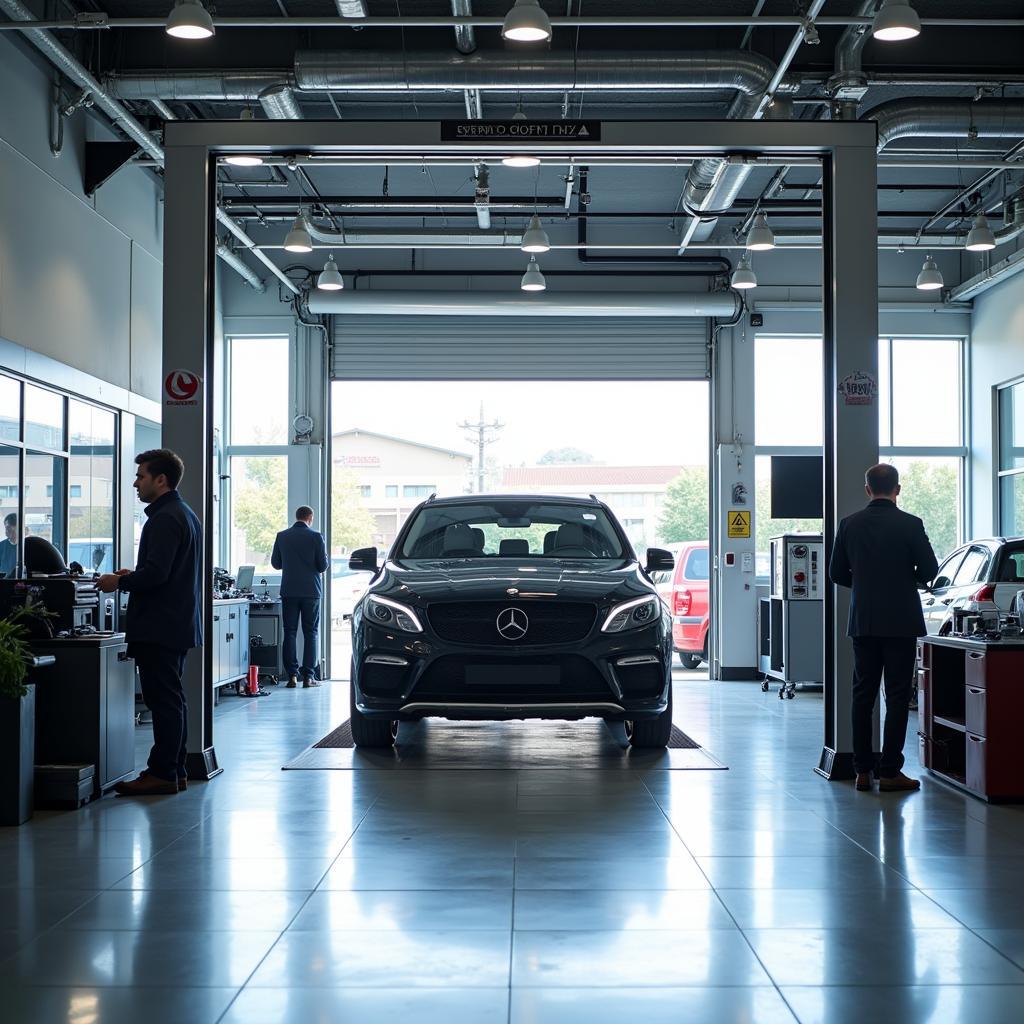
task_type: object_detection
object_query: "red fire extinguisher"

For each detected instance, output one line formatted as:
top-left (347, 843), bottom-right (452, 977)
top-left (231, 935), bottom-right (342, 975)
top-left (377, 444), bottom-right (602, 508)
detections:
top-left (247, 665), bottom-right (260, 695)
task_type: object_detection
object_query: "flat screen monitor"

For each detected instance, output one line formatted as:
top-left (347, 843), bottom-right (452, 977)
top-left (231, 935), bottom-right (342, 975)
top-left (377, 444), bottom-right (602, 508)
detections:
top-left (235, 564), bottom-right (255, 593)
top-left (770, 455), bottom-right (823, 519)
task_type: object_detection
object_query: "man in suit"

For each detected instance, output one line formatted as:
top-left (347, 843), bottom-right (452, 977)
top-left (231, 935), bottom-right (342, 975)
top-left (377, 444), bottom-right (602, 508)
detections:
top-left (98, 449), bottom-right (202, 796)
top-left (829, 463), bottom-right (938, 793)
top-left (0, 513), bottom-right (17, 578)
top-left (272, 506), bottom-right (329, 688)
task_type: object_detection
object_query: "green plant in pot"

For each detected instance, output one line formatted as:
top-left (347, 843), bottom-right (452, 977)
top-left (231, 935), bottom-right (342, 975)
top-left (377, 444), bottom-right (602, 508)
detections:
top-left (0, 601), bottom-right (56, 700)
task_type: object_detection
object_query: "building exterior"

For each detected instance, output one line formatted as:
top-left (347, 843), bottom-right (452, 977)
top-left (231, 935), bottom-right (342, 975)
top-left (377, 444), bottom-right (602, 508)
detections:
top-left (332, 428), bottom-right (473, 549)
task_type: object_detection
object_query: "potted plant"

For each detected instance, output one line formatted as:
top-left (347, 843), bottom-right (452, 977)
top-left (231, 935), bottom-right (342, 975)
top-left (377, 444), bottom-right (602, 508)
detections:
top-left (0, 603), bottom-right (55, 826)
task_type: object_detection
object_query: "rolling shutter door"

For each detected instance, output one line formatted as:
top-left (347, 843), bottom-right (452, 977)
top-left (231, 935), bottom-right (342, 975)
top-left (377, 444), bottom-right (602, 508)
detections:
top-left (329, 315), bottom-right (709, 380)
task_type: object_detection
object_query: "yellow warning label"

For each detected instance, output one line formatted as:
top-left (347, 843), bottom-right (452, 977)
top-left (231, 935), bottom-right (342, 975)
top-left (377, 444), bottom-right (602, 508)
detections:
top-left (727, 510), bottom-right (751, 538)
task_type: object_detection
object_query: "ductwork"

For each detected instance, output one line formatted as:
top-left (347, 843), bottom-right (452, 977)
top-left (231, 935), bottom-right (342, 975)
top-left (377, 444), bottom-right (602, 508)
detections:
top-left (308, 290), bottom-right (742, 318)
top-left (216, 244), bottom-right (267, 292)
top-left (451, 0), bottom-right (476, 55)
top-left (107, 72), bottom-right (287, 103)
top-left (866, 98), bottom-right (1024, 152)
top-left (827, 0), bottom-right (877, 116)
top-left (299, 211), bottom-right (523, 247)
top-left (258, 84), bottom-right (302, 120)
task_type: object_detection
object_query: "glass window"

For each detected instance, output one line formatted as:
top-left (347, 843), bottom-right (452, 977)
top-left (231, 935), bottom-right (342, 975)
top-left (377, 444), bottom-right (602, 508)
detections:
top-left (24, 385), bottom-right (65, 450)
top-left (932, 549), bottom-right (965, 590)
top-left (891, 339), bottom-right (961, 447)
top-left (69, 401), bottom-right (117, 574)
top-left (24, 452), bottom-right (66, 560)
top-left (403, 484), bottom-right (435, 498)
top-left (883, 456), bottom-right (962, 561)
top-left (952, 546), bottom-right (990, 587)
top-left (684, 547), bottom-right (710, 581)
top-left (755, 337), bottom-right (823, 446)
top-left (360, 486), bottom-right (372, 498)
top-left (133, 419), bottom-right (161, 563)
top-left (0, 445), bottom-right (19, 578)
top-left (385, 485), bottom-right (398, 498)
top-left (998, 381), bottom-right (1024, 471)
top-left (229, 455), bottom-right (288, 574)
top-left (228, 337), bottom-right (289, 445)
top-left (877, 339), bottom-right (891, 447)
top-left (0, 376), bottom-right (20, 442)
top-left (999, 474), bottom-right (1024, 538)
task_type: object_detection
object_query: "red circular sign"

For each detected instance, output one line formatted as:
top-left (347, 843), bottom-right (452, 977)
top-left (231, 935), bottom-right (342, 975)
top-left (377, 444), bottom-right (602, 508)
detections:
top-left (165, 369), bottom-right (200, 401)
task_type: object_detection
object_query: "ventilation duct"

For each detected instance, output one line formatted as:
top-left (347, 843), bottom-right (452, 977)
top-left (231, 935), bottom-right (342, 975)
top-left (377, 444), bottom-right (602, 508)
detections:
top-left (866, 98), bottom-right (1024, 152)
top-left (258, 84), bottom-right (302, 120)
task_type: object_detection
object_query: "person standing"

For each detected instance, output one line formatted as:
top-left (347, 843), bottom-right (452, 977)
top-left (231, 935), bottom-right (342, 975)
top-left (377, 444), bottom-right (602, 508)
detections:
top-left (98, 449), bottom-right (201, 796)
top-left (829, 463), bottom-right (938, 793)
top-left (272, 505), bottom-right (329, 688)
top-left (1, 513), bottom-right (17, 578)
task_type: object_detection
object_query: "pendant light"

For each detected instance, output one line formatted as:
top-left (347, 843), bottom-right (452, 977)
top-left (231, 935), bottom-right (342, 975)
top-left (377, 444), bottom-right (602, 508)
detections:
top-left (915, 255), bottom-right (944, 291)
top-left (871, 0), bottom-right (921, 42)
top-left (731, 252), bottom-right (757, 290)
top-left (965, 214), bottom-right (996, 252)
top-left (521, 214), bottom-right (551, 253)
top-left (521, 256), bottom-right (546, 291)
top-left (745, 213), bottom-right (775, 252)
top-left (224, 155), bottom-right (263, 167)
top-left (284, 211), bottom-right (313, 253)
top-left (502, 0), bottom-right (553, 43)
top-left (502, 155), bottom-right (541, 168)
top-left (165, 0), bottom-right (215, 39)
top-left (317, 255), bottom-right (344, 291)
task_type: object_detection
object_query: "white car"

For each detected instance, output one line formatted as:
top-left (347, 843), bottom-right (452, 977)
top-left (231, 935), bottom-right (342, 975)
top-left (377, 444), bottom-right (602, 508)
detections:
top-left (331, 562), bottom-right (372, 625)
top-left (921, 537), bottom-right (1024, 633)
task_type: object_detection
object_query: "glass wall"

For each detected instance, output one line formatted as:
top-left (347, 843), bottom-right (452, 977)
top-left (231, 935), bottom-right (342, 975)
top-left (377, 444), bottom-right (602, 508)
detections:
top-left (229, 455), bottom-right (288, 574)
top-left (0, 444), bottom-right (19, 578)
top-left (998, 379), bottom-right (1024, 536)
top-left (69, 401), bottom-right (117, 572)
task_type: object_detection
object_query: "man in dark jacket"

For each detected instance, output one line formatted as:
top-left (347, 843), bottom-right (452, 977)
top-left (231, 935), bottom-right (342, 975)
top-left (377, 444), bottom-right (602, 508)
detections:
top-left (272, 506), bottom-right (329, 688)
top-left (829, 463), bottom-right (938, 793)
top-left (98, 449), bottom-right (201, 796)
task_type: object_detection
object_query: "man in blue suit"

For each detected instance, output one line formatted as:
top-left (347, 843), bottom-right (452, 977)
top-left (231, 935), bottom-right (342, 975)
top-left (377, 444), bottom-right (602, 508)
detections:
top-left (98, 449), bottom-right (202, 796)
top-left (830, 464), bottom-right (938, 794)
top-left (272, 506), bottom-right (329, 688)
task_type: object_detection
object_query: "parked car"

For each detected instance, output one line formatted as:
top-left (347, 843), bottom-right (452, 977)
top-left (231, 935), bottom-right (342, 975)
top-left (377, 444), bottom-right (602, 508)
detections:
top-left (347, 494), bottom-right (675, 749)
top-left (921, 537), bottom-right (1024, 634)
top-left (331, 559), bottom-right (372, 624)
top-left (653, 541), bottom-right (709, 669)
top-left (67, 537), bottom-right (114, 574)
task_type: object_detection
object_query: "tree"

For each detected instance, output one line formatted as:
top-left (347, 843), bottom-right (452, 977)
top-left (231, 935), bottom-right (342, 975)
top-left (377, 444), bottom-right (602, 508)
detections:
top-left (331, 470), bottom-right (376, 553)
top-left (538, 447), bottom-right (595, 465)
top-left (894, 459), bottom-right (959, 560)
top-left (658, 466), bottom-right (710, 543)
top-left (233, 458), bottom-right (287, 563)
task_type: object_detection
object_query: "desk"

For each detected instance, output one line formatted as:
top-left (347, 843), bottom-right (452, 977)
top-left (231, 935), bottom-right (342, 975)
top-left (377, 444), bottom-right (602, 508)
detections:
top-left (918, 635), bottom-right (1024, 802)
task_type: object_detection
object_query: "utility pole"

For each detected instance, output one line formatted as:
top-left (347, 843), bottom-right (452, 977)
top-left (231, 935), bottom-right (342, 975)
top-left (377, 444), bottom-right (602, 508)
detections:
top-left (458, 402), bottom-right (504, 494)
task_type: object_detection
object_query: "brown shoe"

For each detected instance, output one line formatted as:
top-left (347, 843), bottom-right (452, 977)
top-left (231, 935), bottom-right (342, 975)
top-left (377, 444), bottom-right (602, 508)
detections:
top-left (303, 679), bottom-right (320, 688)
top-left (879, 772), bottom-right (921, 793)
top-left (856, 772), bottom-right (873, 792)
top-left (115, 773), bottom-right (178, 797)
top-left (142, 770), bottom-right (187, 792)
top-left (286, 676), bottom-right (298, 689)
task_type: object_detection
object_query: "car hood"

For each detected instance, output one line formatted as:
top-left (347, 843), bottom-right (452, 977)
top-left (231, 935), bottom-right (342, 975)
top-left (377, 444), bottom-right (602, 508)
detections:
top-left (369, 558), bottom-right (652, 606)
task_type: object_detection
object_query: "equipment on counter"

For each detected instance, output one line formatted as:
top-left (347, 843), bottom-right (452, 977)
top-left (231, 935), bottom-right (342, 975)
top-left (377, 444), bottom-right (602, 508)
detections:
top-left (0, 577), bottom-right (99, 633)
top-left (235, 564), bottom-right (255, 593)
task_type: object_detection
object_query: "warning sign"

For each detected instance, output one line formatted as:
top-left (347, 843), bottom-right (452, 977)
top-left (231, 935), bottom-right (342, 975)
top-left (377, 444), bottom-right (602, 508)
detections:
top-left (727, 510), bottom-right (751, 539)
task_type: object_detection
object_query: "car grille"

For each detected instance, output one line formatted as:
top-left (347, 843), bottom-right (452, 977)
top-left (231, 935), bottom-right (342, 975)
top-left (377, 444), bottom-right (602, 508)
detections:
top-left (413, 655), bottom-right (613, 703)
top-left (428, 601), bottom-right (597, 646)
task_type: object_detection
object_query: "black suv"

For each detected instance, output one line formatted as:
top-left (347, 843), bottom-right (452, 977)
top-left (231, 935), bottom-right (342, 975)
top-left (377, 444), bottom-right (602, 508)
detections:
top-left (347, 494), bottom-right (675, 749)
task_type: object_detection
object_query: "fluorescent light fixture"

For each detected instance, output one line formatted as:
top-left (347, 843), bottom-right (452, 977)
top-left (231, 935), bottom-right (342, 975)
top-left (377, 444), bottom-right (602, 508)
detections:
top-left (731, 252), bottom-right (757, 290)
top-left (871, 0), bottom-right (921, 41)
top-left (284, 212), bottom-right (313, 253)
top-left (521, 214), bottom-right (551, 253)
top-left (502, 154), bottom-right (541, 168)
top-left (502, 0), bottom-right (553, 42)
top-left (224, 155), bottom-right (263, 167)
top-left (521, 256), bottom-right (546, 291)
top-left (965, 214), bottom-right (996, 252)
top-left (317, 255), bottom-right (344, 291)
top-left (915, 255), bottom-right (944, 291)
top-left (746, 213), bottom-right (775, 251)
top-left (165, 0), bottom-right (215, 39)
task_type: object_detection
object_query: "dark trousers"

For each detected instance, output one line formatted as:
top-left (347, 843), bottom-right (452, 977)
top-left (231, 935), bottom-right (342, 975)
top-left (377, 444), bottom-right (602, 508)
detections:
top-left (851, 636), bottom-right (917, 777)
top-left (282, 596), bottom-right (321, 681)
top-left (133, 643), bottom-right (188, 782)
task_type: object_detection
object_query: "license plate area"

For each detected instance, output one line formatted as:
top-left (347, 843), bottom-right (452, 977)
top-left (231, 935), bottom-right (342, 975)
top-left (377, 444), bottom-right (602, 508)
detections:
top-left (465, 665), bottom-right (560, 687)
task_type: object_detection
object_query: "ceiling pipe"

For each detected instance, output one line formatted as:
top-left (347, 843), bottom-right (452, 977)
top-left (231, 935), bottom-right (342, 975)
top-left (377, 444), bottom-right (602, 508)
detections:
top-left (866, 98), bottom-right (1024, 152)
top-left (951, 243), bottom-right (1024, 302)
top-left (308, 289), bottom-right (742, 318)
top-left (827, 0), bottom-right (878, 119)
top-left (215, 243), bottom-right (267, 291)
top-left (258, 83), bottom-right (302, 119)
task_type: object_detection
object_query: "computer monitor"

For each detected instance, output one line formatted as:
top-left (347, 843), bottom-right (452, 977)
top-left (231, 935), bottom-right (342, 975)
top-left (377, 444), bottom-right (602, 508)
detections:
top-left (236, 564), bottom-right (255, 593)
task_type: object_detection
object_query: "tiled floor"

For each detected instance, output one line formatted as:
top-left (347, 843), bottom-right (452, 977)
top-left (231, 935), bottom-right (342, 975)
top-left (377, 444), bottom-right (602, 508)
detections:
top-left (3, 666), bottom-right (1024, 1024)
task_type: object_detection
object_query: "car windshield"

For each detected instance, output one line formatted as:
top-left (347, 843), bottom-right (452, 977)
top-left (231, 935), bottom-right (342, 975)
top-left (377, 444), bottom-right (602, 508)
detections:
top-left (398, 501), bottom-right (627, 560)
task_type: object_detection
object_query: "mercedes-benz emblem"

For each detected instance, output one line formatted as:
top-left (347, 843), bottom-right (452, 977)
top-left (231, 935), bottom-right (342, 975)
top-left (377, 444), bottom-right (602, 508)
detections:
top-left (496, 606), bottom-right (529, 640)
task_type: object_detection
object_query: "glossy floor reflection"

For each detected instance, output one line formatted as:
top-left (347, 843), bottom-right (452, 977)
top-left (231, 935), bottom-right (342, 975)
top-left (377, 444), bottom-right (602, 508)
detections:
top-left (3, 671), bottom-right (1024, 1024)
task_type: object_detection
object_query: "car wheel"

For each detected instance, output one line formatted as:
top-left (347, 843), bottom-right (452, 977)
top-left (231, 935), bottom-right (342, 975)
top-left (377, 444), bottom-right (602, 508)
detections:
top-left (677, 652), bottom-right (702, 670)
top-left (349, 672), bottom-right (397, 748)
top-left (625, 685), bottom-right (673, 748)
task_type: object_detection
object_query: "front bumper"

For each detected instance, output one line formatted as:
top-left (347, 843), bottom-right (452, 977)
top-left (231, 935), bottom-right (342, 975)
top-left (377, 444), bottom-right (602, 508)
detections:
top-left (352, 612), bottom-right (672, 722)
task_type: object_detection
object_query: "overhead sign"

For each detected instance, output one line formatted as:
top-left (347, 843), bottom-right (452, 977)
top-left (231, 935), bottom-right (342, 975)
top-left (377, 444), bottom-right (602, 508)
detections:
top-left (164, 369), bottom-right (201, 407)
top-left (727, 510), bottom-right (751, 539)
top-left (338, 455), bottom-right (381, 467)
top-left (440, 120), bottom-right (602, 142)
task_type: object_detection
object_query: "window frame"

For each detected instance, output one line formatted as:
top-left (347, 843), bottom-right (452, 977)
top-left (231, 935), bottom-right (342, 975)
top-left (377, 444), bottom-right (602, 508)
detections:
top-left (995, 375), bottom-right (1024, 537)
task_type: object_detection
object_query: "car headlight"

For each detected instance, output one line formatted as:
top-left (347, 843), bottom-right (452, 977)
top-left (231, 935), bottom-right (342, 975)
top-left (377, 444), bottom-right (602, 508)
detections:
top-left (601, 595), bottom-right (660, 633)
top-left (366, 595), bottom-right (423, 634)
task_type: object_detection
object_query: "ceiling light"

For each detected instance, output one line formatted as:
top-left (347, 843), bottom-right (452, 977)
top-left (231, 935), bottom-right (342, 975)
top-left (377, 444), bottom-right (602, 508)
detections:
top-left (521, 214), bottom-right (551, 253)
top-left (746, 213), bottom-right (775, 252)
top-left (502, 154), bottom-right (541, 168)
top-left (871, 0), bottom-right (921, 42)
top-left (915, 255), bottom-right (944, 291)
top-left (317, 255), bottom-right (344, 291)
top-left (165, 0), bottom-right (215, 40)
top-left (502, 0), bottom-right (553, 43)
top-left (284, 212), bottom-right (313, 253)
top-left (224, 155), bottom-right (263, 167)
top-left (731, 252), bottom-right (757, 290)
top-left (521, 256), bottom-right (546, 292)
top-left (965, 214), bottom-right (996, 252)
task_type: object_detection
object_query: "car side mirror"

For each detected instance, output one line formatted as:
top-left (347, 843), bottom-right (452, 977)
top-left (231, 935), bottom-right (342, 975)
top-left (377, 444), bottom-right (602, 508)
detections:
top-left (349, 547), bottom-right (378, 572)
top-left (645, 548), bottom-right (674, 574)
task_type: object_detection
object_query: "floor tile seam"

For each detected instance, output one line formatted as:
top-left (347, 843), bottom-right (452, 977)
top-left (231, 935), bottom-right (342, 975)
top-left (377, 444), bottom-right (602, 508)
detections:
top-left (969, 929), bottom-right (1024, 976)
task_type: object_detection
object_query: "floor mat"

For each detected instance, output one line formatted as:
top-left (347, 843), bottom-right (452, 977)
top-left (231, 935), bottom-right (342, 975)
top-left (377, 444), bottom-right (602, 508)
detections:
top-left (283, 719), bottom-right (726, 771)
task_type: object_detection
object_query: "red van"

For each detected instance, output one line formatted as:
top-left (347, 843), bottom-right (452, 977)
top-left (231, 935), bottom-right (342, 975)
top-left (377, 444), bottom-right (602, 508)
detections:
top-left (654, 541), bottom-right (710, 669)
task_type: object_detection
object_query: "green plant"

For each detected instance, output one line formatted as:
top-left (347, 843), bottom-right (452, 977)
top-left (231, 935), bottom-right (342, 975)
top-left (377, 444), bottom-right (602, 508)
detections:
top-left (0, 601), bottom-right (56, 701)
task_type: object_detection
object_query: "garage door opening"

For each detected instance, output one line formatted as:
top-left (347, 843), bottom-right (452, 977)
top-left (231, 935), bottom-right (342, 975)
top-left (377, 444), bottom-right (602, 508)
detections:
top-left (328, 378), bottom-right (709, 676)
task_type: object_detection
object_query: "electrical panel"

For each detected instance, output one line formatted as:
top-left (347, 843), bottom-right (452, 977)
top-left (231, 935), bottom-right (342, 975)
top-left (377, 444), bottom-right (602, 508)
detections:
top-left (771, 534), bottom-right (824, 601)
